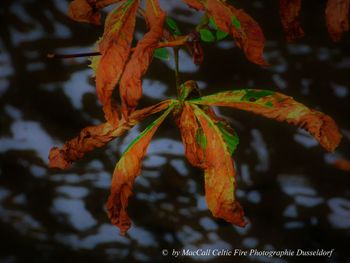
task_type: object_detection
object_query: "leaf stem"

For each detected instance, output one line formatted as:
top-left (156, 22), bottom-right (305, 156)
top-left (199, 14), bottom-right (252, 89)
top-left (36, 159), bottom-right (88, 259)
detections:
top-left (47, 37), bottom-right (188, 59)
top-left (173, 47), bottom-right (181, 97)
top-left (47, 52), bottom-right (100, 59)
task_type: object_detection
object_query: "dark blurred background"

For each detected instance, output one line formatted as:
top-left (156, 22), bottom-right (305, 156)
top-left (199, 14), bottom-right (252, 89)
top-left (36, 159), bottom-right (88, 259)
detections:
top-left (0, 0), bottom-right (350, 262)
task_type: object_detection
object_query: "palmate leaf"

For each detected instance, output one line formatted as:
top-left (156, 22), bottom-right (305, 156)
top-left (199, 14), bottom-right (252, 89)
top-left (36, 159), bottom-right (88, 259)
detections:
top-left (190, 89), bottom-right (342, 152)
top-left (192, 105), bottom-right (246, 227)
top-left (119, 0), bottom-right (166, 117)
top-left (279, 0), bottom-right (305, 42)
top-left (96, 0), bottom-right (140, 126)
top-left (106, 102), bottom-right (175, 235)
top-left (325, 0), bottom-right (350, 42)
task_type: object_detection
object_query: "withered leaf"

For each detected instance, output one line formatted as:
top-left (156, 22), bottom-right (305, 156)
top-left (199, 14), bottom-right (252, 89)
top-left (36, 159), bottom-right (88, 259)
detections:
top-left (68, 0), bottom-right (119, 25)
top-left (182, 0), bottom-right (205, 10)
top-left (105, 104), bottom-right (175, 235)
top-left (119, 0), bottom-right (166, 117)
top-left (48, 100), bottom-right (173, 169)
top-left (279, 0), bottom-right (305, 42)
top-left (325, 0), bottom-right (350, 42)
top-left (175, 102), bottom-right (206, 168)
top-left (206, 0), bottom-right (267, 65)
top-left (96, 0), bottom-right (140, 126)
top-left (192, 105), bottom-right (246, 226)
top-left (190, 89), bottom-right (342, 152)
top-left (332, 158), bottom-right (350, 172)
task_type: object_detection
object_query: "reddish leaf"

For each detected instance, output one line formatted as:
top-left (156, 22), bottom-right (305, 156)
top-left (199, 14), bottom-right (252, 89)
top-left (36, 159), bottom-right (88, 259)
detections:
top-left (106, 104), bottom-right (175, 235)
top-left (96, 0), bottom-right (140, 126)
top-left (279, 0), bottom-right (305, 42)
top-left (175, 102), bottom-right (206, 168)
top-left (333, 158), bottom-right (350, 172)
top-left (48, 100), bottom-right (173, 169)
top-left (326, 0), bottom-right (350, 42)
top-left (190, 89), bottom-right (342, 152)
top-left (68, 0), bottom-right (119, 25)
top-left (206, 0), bottom-right (267, 65)
top-left (192, 105), bottom-right (246, 226)
top-left (182, 0), bottom-right (205, 10)
top-left (119, 0), bottom-right (166, 117)
top-left (186, 31), bottom-right (204, 65)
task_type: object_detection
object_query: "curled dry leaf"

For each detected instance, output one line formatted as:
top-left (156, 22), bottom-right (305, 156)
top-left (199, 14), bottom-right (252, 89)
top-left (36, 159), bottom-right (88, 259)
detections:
top-left (48, 100), bottom-right (173, 169)
top-left (68, 0), bottom-right (119, 25)
top-left (206, 0), bottom-right (267, 65)
top-left (279, 0), bottom-right (305, 42)
top-left (106, 104), bottom-right (174, 235)
top-left (325, 0), bottom-right (350, 42)
top-left (96, 0), bottom-right (140, 126)
top-left (192, 105), bottom-right (246, 226)
top-left (119, 0), bottom-right (166, 117)
top-left (190, 89), bottom-right (342, 152)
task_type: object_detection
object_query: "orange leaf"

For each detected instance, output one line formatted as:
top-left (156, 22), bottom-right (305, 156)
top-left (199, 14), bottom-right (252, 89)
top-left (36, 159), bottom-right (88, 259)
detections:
top-left (106, 104), bottom-right (175, 235)
top-left (333, 158), bottom-right (350, 172)
top-left (96, 0), bottom-right (140, 126)
top-left (192, 105), bottom-right (246, 226)
top-left (175, 102), bottom-right (206, 168)
top-left (119, 0), bottom-right (166, 117)
top-left (279, 0), bottom-right (305, 42)
top-left (68, 0), bottom-right (119, 25)
top-left (206, 0), bottom-right (267, 65)
top-left (48, 100), bottom-right (173, 169)
top-left (325, 0), bottom-right (350, 42)
top-left (182, 0), bottom-right (205, 10)
top-left (190, 89), bottom-right (342, 152)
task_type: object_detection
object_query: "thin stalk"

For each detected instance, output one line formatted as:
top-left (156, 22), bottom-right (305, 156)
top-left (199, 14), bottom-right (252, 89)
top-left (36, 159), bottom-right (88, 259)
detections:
top-left (47, 37), bottom-right (187, 59)
top-left (173, 47), bottom-right (181, 97)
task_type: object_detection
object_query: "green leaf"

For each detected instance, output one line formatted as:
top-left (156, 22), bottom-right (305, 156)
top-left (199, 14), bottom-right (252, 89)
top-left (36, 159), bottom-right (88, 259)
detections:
top-left (209, 17), bottom-right (218, 30)
top-left (216, 122), bottom-right (239, 155)
top-left (199, 28), bottom-right (216, 42)
top-left (232, 16), bottom-right (241, 30)
top-left (165, 16), bottom-right (182, 35)
top-left (216, 30), bottom-right (228, 41)
top-left (153, 47), bottom-right (169, 60)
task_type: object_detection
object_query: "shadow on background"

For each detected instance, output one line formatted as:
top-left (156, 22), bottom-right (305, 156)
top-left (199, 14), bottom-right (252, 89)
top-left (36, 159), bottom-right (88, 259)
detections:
top-left (0, 0), bottom-right (349, 262)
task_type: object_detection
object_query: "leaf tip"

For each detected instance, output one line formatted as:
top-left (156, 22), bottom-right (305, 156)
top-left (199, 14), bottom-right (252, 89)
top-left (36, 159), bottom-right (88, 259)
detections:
top-left (48, 147), bottom-right (71, 169)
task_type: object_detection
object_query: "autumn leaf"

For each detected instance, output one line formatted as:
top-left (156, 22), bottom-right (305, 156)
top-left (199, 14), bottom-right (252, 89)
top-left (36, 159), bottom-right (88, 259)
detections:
top-left (332, 158), bottom-right (350, 172)
top-left (182, 0), bottom-right (205, 10)
top-left (105, 103), bottom-right (175, 235)
top-left (325, 0), bottom-right (350, 42)
top-left (96, 0), bottom-right (140, 126)
top-left (68, 0), bottom-right (119, 25)
top-left (190, 89), bottom-right (342, 152)
top-left (192, 105), bottom-right (246, 226)
top-left (175, 102), bottom-right (207, 168)
top-left (205, 0), bottom-right (267, 65)
top-left (48, 100), bottom-right (173, 169)
top-left (119, 0), bottom-right (166, 117)
top-left (279, 0), bottom-right (305, 42)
